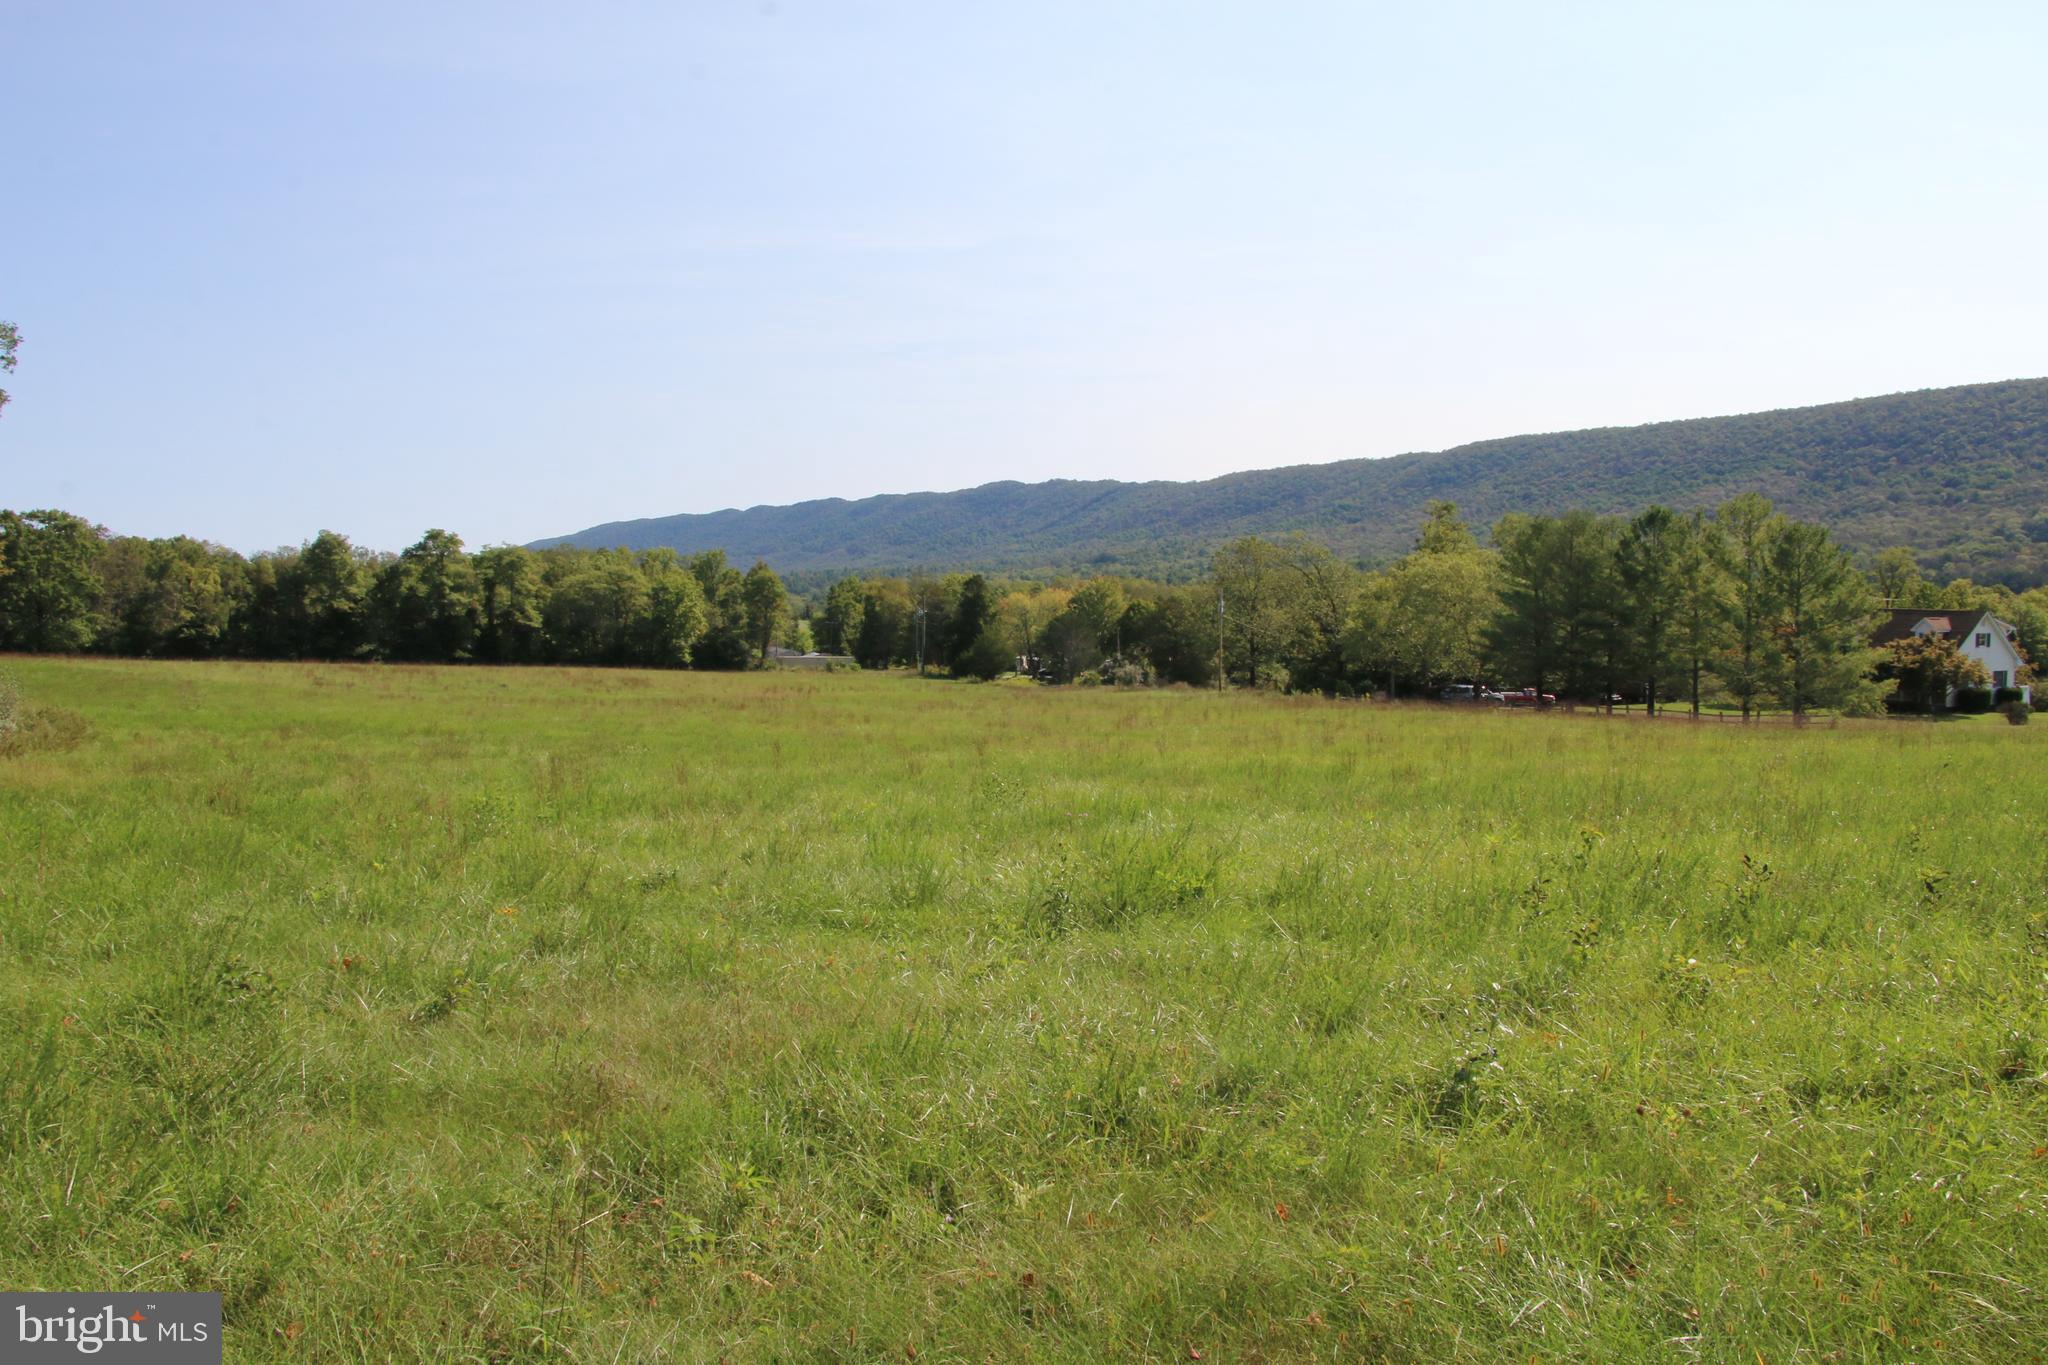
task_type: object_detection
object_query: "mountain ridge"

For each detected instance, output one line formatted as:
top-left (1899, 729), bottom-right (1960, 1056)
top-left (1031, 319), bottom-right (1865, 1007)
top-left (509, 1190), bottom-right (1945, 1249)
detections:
top-left (535, 378), bottom-right (2048, 586)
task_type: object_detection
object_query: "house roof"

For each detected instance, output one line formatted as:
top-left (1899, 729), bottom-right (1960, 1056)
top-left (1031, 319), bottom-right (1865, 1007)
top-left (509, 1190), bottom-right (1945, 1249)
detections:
top-left (1871, 607), bottom-right (1995, 648)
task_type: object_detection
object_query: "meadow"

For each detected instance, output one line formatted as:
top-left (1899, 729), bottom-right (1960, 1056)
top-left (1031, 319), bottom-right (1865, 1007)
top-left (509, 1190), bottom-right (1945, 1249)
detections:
top-left (1, 657), bottom-right (2044, 1361)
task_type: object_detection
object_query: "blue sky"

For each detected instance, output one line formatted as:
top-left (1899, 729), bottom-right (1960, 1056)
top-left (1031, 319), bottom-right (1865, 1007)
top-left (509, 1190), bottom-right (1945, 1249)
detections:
top-left (5, 1), bottom-right (2046, 553)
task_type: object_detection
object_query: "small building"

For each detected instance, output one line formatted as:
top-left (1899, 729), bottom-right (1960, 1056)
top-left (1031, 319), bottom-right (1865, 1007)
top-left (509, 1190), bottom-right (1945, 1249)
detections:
top-left (1872, 608), bottom-right (2031, 704)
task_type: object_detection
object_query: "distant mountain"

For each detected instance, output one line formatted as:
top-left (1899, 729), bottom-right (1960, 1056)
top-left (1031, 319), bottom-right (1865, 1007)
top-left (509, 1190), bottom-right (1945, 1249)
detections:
top-left (534, 378), bottom-right (2048, 587)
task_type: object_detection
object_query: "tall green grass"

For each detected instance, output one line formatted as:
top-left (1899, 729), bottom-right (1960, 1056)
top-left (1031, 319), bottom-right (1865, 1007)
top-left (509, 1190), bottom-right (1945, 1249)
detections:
top-left (1, 657), bottom-right (2043, 1360)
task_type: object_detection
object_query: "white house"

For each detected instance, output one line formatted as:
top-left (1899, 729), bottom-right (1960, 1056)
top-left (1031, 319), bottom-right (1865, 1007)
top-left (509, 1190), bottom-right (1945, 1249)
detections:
top-left (1873, 608), bottom-right (2032, 704)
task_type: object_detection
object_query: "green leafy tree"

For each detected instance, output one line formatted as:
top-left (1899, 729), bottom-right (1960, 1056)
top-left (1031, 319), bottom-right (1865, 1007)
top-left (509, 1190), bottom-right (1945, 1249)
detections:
top-left (0, 321), bottom-right (19, 415)
top-left (1869, 546), bottom-right (1928, 607)
top-left (741, 560), bottom-right (787, 664)
top-left (1884, 631), bottom-right (1990, 714)
top-left (1280, 536), bottom-right (1359, 695)
top-left (1347, 539), bottom-right (1498, 696)
top-left (289, 530), bottom-right (373, 660)
top-left (545, 550), bottom-right (648, 664)
top-left (1126, 585), bottom-right (1218, 686)
top-left (639, 550), bottom-right (710, 667)
top-left (1067, 578), bottom-right (1130, 655)
top-left (687, 550), bottom-right (752, 669)
top-left (1211, 536), bottom-right (1298, 688)
top-left (855, 579), bottom-right (913, 669)
top-left (98, 536), bottom-right (242, 657)
top-left (0, 509), bottom-right (105, 652)
top-left (476, 545), bottom-right (548, 662)
top-left (1416, 500), bottom-right (1479, 556)
top-left (372, 529), bottom-right (482, 661)
top-left (1039, 601), bottom-right (1103, 682)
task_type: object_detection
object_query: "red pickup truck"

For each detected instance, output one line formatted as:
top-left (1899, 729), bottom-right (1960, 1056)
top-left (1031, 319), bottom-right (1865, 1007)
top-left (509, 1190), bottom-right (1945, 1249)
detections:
top-left (1501, 688), bottom-right (1557, 707)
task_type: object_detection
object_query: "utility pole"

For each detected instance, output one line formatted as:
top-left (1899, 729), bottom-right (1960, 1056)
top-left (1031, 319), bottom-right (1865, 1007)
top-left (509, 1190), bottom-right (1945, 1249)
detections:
top-left (915, 606), bottom-right (927, 675)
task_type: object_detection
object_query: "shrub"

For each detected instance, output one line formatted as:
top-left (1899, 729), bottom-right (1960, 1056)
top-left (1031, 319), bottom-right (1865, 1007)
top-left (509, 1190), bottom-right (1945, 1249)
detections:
top-left (2007, 700), bottom-right (2032, 726)
top-left (1994, 686), bottom-right (2025, 705)
top-left (1952, 687), bottom-right (1994, 714)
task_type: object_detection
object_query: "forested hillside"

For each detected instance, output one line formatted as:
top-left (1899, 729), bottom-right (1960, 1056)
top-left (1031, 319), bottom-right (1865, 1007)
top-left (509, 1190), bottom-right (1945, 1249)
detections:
top-left (537, 378), bottom-right (2048, 586)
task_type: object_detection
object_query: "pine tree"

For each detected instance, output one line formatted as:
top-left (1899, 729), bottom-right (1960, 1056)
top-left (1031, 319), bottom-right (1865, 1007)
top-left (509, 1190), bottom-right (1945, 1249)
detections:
top-left (1712, 494), bottom-right (1778, 719)
top-left (1671, 509), bottom-right (1729, 716)
top-left (1615, 506), bottom-right (1687, 714)
top-left (1760, 521), bottom-right (1882, 718)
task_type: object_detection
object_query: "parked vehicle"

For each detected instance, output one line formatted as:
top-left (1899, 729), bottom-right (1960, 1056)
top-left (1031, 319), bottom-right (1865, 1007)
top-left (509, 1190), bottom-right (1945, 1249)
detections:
top-left (1439, 684), bottom-right (1478, 702)
top-left (1502, 687), bottom-right (1557, 707)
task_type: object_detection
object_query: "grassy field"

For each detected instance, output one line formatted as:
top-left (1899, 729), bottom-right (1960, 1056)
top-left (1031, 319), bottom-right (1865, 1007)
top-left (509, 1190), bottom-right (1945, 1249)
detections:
top-left (2, 658), bottom-right (2044, 1361)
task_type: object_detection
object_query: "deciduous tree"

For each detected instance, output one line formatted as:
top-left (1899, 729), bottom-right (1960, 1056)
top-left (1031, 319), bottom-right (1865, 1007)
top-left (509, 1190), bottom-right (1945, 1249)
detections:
top-left (741, 560), bottom-right (787, 664)
top-left (0, 509), bottom-right (105, 653)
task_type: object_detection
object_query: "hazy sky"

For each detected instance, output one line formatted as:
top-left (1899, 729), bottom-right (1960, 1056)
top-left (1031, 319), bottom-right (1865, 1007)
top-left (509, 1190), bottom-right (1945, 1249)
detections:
top-left (5, 1), bottom-right (2046, 553)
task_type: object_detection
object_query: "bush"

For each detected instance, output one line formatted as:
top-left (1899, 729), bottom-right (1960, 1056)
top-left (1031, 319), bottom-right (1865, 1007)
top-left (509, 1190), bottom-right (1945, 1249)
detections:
top-left (1994, 686), bottom-right (2025, 705)
top-left (1953, 687), bottom-right (1994, 714)
top-left (951, 626), bottom-right (1014, 681)
top-left (2008, 700), bottom-right (2032, 726)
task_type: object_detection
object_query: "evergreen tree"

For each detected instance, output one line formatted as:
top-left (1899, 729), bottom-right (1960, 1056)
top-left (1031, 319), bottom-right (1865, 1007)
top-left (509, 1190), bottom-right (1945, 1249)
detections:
top-left (819, 576), bottom-right (866, 657)
top-left (1671, 509), bottom-right (1729, 716)
top-left (1486, 514), bottom-right (1563, 693)
top-left (1761, 521), bottom-right (1882, 718)
top-left (1712, 493), bottom-right (1779, 719)
top-left (946, 575), bottom-right (994, 675)
top-left (1493, 511), bottom-right (1619, 700)
top-left (1615, 506), bottom-right (1686, 713)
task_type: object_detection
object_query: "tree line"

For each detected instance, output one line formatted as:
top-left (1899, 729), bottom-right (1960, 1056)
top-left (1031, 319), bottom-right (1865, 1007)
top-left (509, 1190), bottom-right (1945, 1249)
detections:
top-left (3, 500), bottom-right (2039, 714)
top-left (0, 514), bottom-right (790, 669)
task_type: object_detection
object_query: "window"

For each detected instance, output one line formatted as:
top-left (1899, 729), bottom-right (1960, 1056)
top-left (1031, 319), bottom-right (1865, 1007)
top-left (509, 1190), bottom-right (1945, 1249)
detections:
top-left (1994, 670), bottom-right (2009, 688)
top-left (1975, 632), bottom-right (1991, 647)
